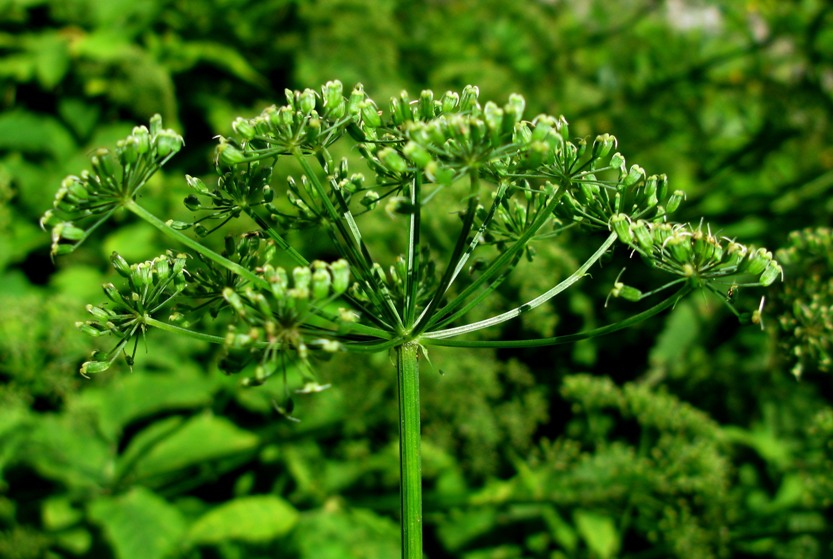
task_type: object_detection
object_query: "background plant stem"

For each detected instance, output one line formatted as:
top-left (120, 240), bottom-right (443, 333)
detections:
top-left (396, 342), bottom-right (423, 559)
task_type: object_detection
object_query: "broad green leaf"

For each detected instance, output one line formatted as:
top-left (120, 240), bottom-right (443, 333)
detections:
top-left (119, 413), bottom-right (258, 482)
top-left (0, 110), bottom-right (75, 159)
top-left (72, 371), bottom-right (214, 440)
top-left (574, 510), bottom-right (620, 559)
top-left (58, 97), bottom-right (101, 140)
top-left (186, 495), bottom-right (299, 546)
top-left (19, 413), bottom-right (112, 490)
top-left (32, 31), bottom-right (71, 88)
top-left (171, 40), bottom-right (268, 89)
top-left (88, 487), bottom-right (186, 559)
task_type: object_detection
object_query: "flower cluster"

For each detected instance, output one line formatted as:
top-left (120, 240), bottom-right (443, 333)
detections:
top-left (218, 259), bottom-right (351, 394)
top-left (77, 251), bottom-right (188, 375)
top-left (772, 228), bottom-right (833, 378)
top-left (41, 115), bottom-right (183, 256)
top-left (608, 216), bottom-right (782, 305)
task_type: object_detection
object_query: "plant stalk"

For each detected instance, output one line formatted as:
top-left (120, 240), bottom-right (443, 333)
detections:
top-left (396, 342), bottom-right (423, 559)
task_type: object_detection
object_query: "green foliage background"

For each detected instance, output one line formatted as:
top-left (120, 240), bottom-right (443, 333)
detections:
top-left (2, 0), bottom-right (833, 557)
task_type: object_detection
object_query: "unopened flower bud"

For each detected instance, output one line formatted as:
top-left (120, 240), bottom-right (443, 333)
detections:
top-left (378, 148), bottom-right (409, 174)
top-left (299, 89), bottom-right (317, 115)
top-left (418, 90), bottom-right (435, 120)
top-left (403, 141), bottom-right (433, 168)
top-left (155, 130), bottom-right (183, 157)
top-left (110, 252), bottom-right (131, 278)
top-left (232, 117), bottom-right (256, 140)
top-left (459, 85), bottom-right (480, 113)
top-left (359, 100), bottom-right (382, 128)
top-left (441, 91), bottom-right (459, 113)
top-left (322, 80), bottom-right (345, 119)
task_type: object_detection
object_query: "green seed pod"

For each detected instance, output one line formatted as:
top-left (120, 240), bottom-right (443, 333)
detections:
top-left (77, 322), bottom-right (108, 338)
top-left (390, 91), bottom-right (413, 125)
top-left (723, 241), bottom-right (748, 269)
top-left (591, 133), bottom-right (617, 162)
top-left (378, 148), bottom-right (409, 174)
top-left (274, 105), bottom-right (294, 129)
top-left (154, 256), bottom-right (171, 283)
top-left (631, 221), bottom-right (654, 254)
top-left (58, 223), bottom-right (86, 241)
top-left (299, 88), bottom-right (317, 115)
top-left (293, 266), bottom-right (311, 292)
top-left (222, 287), bottom-right (248, 317)
top-left (424, 162), bottom-right (454, 186)
top-left (441, 91), bottom-right (459, 113)
top-left (149, 114), bottom-right (163, 136)
top-left (459, 85), bottom-right (480, 113)
top-left (305, 117), bottom-right (321, 143)
top-left (759, 260), bottom-right (783, 286)
top-left (359, 100), bottom-right (382, 128)
top-left (81, 360), bottom-right (112, 376)
top-left (186, 175), bottom-right (210, 195)
top-left (86, 304), bottom-right (115, 321)
top-left (311, 264), bottom-right (332, 300)
top-left (348, 84), bottom-right (367, 116)
top-left (132, 262), bottom-right (152, 291)
top-left (322, 80), bottom-right (345, 119)
top-left (102, 283), bottom-right (129, 308)
top-left (484, 101), bottom-right (504, 134)
top-left (418, 90), bottom-right (435, 120)
top-left (155, 130), bottom-right (183, 157)
top-left (743, 248), bottom-right (773, 275)
top-left (118, 137), bottom-right (140, 166)
top-left (504, 93), bottom-right (525, 130)
top-left (330, 259), bottom-right (350, 294)
top-left (611, 282), bottom-right (643, 302)
top-left (110, 251), bottom-right (132, 278)
top-left (131, 125), bottom-right (151, 154)
top-left (666, 189), bottom-right (686, 214)
top-left (610, 214), bottom-right (633, 245)
top-left (232, 117), bottom-right (256, 140)
top-left (216, 143), bottom-right (247, 167)
top-left (403, 141), bottom-right (433, 168)
top-left (91, 149), bottom-right (118, 180)
top-left (665, 234), bottom-right (693, 263)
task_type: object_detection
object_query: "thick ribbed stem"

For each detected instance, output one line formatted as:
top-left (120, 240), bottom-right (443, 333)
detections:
top-left (396, 342), bottom-right (422, 559)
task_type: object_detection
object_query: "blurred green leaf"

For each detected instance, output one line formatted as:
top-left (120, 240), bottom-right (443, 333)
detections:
top-left (88, 487), bottom-right (186, 559)
top-left (573, 510), bottom-right (619, 559)
top-left (290, 507), bottom-right (400, 559)
top-left (118, 412), bottom-right (258, 481)
top-left (0, 111), bottom-right (75, 159)
top-left (73, 371), bottom-right (215, 440)
top-left (186, 495), bottom-right (298, 546)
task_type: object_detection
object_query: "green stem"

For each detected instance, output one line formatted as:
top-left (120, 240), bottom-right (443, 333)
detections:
top-left (396, 342), bottom-right (423, 559)
top-left (424, 286), bottom-right (691, 348)
top-left (124, 200), bottom-right (267, 289)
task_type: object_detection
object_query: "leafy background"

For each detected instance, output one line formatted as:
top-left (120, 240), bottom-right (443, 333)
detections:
top-left (2, 0), bottom-right (833, 557)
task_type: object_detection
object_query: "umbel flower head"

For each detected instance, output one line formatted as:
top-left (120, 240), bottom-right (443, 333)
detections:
top-left (40, 115), bottom-right (183, 257)
top-left (771, 228), bottom-right (833, 378)
top-left (77, 251), bottom-right (188, 376)
top-left (53, 80), bottom-right (780, 415)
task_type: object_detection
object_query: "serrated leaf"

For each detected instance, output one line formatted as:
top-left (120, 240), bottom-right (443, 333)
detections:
top-left (88, 487), bottom-right (186, 559)
top-left (186, 495), bottom-right (299, 546)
